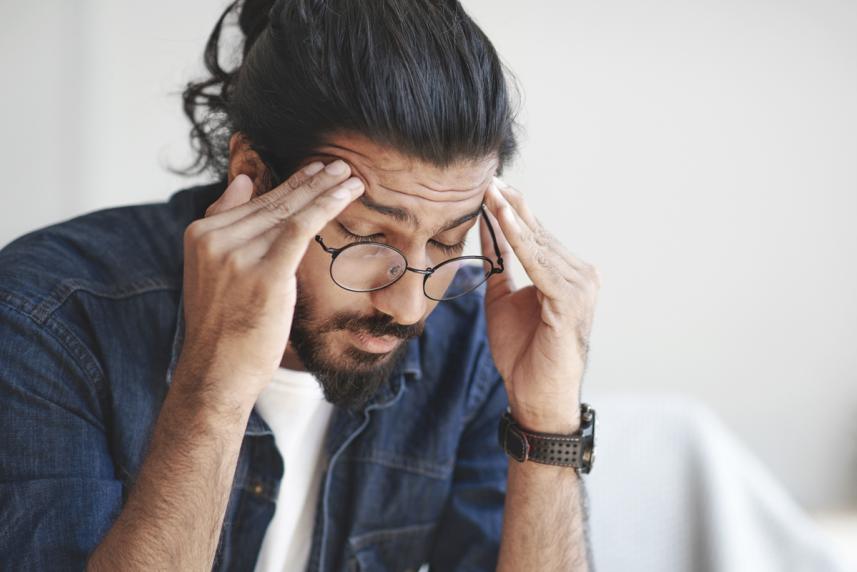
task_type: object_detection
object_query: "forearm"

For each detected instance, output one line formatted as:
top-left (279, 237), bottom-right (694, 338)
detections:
top-left (497, 459), bottom-right (591, 571)
top-left (87, 367), bottom-right (253, 571)
top-left (496, 404), bottom-right (592, 572)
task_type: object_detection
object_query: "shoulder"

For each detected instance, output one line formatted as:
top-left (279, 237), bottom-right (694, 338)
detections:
top-left (0, 181), bottom-right (224, 318)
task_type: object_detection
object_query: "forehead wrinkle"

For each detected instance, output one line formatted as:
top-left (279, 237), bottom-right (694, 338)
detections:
top-left (315, 142), bottom-right (498, 187)
top-left (432, 205), bottom-right (483, 236)
top-left (356, 191), bottom-right (484, 237)
top-left (310, 139), bottom-right (494, 234)
top-left (357, 194), bottom-right (420, 227)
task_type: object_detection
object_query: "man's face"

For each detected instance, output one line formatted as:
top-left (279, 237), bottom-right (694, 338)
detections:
top-left (279, 133), bottom-right (498, 410)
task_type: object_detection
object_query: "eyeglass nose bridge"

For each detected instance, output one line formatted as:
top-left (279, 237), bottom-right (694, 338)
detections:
top-left (403, 265), bottom-right (433, 276)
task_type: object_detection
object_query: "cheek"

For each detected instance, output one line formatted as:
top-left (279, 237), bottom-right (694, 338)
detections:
top-left (296, 237), bottom-right (368, 316)
top-left (298, 239), bottom-right (334, 286)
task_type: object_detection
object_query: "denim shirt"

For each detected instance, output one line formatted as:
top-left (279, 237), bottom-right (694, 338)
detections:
top-left (0, 181), bottom-right (510, 572)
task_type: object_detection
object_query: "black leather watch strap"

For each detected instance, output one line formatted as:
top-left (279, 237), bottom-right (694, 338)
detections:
top-left (497, 403), bottom-right (596, 473)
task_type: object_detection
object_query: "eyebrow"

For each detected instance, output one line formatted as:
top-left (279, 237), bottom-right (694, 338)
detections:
top-left (357, 194), bottom-right (483, 235)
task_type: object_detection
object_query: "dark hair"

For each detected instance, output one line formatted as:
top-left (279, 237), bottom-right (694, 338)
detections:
top-left (177, 0), bottom-right (520, 187)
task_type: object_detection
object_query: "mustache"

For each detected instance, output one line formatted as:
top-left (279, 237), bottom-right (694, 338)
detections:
top-left (321, 312), bottom-right (424, 340)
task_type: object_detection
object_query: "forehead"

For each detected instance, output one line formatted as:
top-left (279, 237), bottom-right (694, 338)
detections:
top-left (304, 132), bottom-right (498, 232)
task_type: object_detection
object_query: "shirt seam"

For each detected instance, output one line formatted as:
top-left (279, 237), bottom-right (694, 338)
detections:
top-left (0, 295), bottom-right (109, 431)
top-left (0, 281), bottom-right (176, 402)
top-left (30, 276), bottom-right (179, 322)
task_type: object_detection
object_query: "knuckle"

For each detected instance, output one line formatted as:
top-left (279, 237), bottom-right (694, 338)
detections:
top-left (195, 232), bottom-right (223, 259)
top-left (521, 228), bottom-right (537, 247)
top-left (284, 172), bottom-right (305, 191)
top-left (286, 216), bottom-right (312, 237)
top-left (305, 172), bottom-right (329, 192)
top-left (534, 226), bottom-right (551, 247)
top-left (260, 196), bottom-right (293, 220)
top-left (183, 220), bottom-right (207, 244)
top-left (535, 248), bottom-right (551, 268)
top-left (222, 249), bottom-right (248, 273)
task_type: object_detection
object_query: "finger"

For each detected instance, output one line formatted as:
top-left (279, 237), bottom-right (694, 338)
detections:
top-left (218, 174), bottom-right (363, 250)
top-left (204, 162), bottom-right (322, 223)
top-left (479, 207), bottom-right (516, 299)
top-left (202, 159), bottom-right (345, 230)
top-left (484, 184), bottom-right (577, 302)
top-left (205, 173), bottom-right (255, 218)
top-left (198, 160), bottom-right (358, 251)
top-left (482, 202), bottom-right (515, 261)
top-left (241, 180), bottom-right (366, 272)
top-left (494, 178), bottom-right (593, 277)
top-left (493, 177), bottom-right (539, 230)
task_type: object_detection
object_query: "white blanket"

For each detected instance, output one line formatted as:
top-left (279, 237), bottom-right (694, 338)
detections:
top-left (584, 393), bottom-right (853, 572)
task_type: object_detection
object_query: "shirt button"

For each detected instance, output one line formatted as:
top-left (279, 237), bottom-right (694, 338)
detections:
top-left (252, 483), bottom-right (264, 495)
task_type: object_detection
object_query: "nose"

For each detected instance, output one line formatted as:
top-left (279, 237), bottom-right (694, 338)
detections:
top-left (369, 257), bottom-right (429, 327)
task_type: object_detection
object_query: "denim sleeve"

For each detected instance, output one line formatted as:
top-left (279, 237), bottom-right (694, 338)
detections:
top-left (428, 348), bottom-right (509, 571)
top-left (0, 302), bottom-right (123, 570)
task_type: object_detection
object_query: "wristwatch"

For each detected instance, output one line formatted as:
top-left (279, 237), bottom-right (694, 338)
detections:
top-left (498, 403), bottom-right (597, 473)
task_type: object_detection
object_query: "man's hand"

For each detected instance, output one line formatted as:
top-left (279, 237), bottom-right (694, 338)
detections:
top-left (480, 177), bottom-right (601, 433)
top-left (178, 160), bottom-right (364, 411)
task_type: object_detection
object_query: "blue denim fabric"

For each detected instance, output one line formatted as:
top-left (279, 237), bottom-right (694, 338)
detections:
top-left (0, 182), bottom-right (510, 571)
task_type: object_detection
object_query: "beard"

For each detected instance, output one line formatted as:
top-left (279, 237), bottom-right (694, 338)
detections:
top-left (286, 282), bottom-right (424, 412)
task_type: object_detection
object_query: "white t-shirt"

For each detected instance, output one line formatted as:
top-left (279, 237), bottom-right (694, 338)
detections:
top-left (252, 367), bottom-right (334, 572)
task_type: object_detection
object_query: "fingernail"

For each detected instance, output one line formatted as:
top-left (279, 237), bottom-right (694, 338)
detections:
top-left (494, 176), bottom-right (508, 188)
top-left (303, 162), bottom-right (325, 176)
top-left (325, 160), bottom-right (348, 175)
top-left (330, 178), bottom-right (363, 199)
top-left (341, 177), bottom-right (364, 190)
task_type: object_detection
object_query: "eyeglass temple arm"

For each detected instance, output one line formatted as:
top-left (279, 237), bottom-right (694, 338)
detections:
top-left (315, 235), bottom-right (341, 255)
top-left (481, 205), bottom-right (505, 273)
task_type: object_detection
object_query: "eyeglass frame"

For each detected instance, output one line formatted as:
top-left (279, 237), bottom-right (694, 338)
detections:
top-left (314, 204), bottom-right (505, 301)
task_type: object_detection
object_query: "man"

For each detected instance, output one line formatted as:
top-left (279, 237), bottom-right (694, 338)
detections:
top-left (0, 0), bottom-right (600, 570)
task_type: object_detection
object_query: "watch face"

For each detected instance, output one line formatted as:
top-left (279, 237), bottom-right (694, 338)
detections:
top-left (581, 406), bottom-right (596, 473)
top-left (582, 447), bottom-right (595, 473)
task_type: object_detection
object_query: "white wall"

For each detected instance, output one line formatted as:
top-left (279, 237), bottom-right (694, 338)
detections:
top-left (1, 0), bottom-right (855, 512)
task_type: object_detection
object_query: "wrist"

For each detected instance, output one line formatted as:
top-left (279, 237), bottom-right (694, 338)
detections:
top-left (508, 401), bottom-right (582, 434)
top-left (499, 403), bottom-right (597, 474)
top-left (170, 361), bottom-right (256, 425)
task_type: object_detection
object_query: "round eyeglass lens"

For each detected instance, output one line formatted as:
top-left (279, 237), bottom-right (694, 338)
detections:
top-left (330, 243), bottom-right (407, 291)
top-left (425, 256), bottom-right (493, 301)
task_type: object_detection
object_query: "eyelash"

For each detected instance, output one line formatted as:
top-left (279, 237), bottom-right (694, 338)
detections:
top-left (336, 223), bottom-right (467, 256)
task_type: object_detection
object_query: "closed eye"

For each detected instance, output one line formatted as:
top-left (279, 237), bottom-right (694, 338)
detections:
top-left (336, 222), bottom-right (466, 256)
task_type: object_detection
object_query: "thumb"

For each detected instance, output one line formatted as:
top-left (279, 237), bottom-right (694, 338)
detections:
top-left (205, 174), bottom-right (255, 217)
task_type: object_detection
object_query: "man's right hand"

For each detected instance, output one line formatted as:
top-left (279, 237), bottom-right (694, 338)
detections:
top-left (175, 159), bottom-right (364, 412)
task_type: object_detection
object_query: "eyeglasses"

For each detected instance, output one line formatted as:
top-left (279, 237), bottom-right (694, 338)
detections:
top-left (314, 204), bottom-right (505, 301)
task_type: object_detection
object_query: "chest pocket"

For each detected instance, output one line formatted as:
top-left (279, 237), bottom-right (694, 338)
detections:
top-left (347, 521), bottom-right (437, 572)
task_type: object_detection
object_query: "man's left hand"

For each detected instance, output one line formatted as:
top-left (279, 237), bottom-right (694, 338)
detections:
top-left (480, 178), bottom-right (601, 434)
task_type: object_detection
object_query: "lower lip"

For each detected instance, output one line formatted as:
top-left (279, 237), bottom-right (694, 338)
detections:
top-left (348, 331), bottom-right (400, 353)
